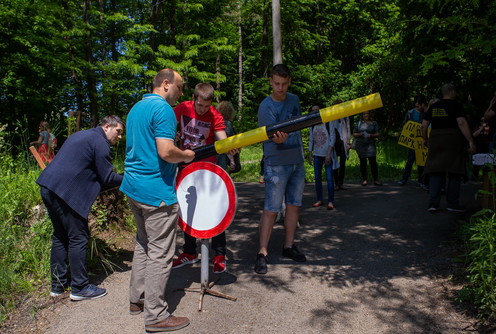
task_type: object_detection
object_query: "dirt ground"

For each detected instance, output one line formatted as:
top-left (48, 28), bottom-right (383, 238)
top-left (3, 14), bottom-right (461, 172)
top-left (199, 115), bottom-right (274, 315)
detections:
top-left (3, 181), bottom-right (495, 334)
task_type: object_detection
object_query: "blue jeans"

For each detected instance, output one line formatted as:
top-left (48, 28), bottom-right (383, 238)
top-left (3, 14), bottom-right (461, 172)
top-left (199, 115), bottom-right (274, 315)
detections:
top-left (263, 163), bottom-right (305, 212)
top-left (40, 186), bottom-right (90, 294)
top-left (313, 155), bottom-right (334, 203)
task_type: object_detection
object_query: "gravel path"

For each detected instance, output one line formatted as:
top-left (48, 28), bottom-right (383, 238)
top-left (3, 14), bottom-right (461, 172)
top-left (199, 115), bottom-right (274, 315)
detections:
top-left (7, 181), bottom-right (483, 333)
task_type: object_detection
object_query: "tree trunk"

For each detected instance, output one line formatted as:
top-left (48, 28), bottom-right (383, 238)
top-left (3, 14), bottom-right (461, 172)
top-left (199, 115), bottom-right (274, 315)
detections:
top-left (272, 0), bottom-right (282, 65)
top-left (150, 0), bottom-right (162, 53)
top-left (109, 0), bottom-right (118, 115)
top-left (144, 0), bottom-right (162, 92)
top-left (99, 0), bottom-right (111, 114)
top-left (75, 81), bottom-right (84, 132)
top-left (237, 1), bottom-right (243, 121)
top-left (216, 54), bottom-right (221, 103)
top-left (83, 0), bottom-right (99, 127)
top-left (261, 4), bottom-right (270, 77)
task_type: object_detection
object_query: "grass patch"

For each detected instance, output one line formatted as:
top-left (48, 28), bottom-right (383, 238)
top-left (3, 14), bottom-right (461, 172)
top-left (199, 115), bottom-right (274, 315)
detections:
top-left (231, 137), bottom-right (411, 183)
top-left (0, 165), bottom-right (51, 322)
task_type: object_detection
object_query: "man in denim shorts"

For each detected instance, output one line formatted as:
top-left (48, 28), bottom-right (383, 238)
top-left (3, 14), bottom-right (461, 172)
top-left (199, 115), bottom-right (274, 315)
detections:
top-left (254, 64), bottom-right (306, 274)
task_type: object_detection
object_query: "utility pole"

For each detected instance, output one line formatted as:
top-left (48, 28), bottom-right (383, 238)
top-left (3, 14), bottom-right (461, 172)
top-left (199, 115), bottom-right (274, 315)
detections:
top-left (272, 0), bottom-right (282, 65)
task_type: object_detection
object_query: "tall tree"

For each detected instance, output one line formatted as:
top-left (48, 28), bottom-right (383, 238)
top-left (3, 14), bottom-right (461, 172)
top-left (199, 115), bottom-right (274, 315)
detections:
top-left (272, 0), bottom-right (282, 64)
top-left (0, 0), bottom-right (69, 128)
top-left (2, 0), bottom-right (496, 139)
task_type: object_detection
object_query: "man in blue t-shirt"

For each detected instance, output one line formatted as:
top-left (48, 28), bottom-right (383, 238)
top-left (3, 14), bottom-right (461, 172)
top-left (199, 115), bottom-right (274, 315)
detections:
top-left (121, 69), bottom-right (195, 333)
top-left (254, 64), bottom-right (306, 275)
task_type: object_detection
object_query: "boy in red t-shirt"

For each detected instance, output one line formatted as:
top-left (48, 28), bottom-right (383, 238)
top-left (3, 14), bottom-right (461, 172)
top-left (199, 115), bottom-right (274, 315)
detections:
top-left (173, 83), bottom-right (231, 274)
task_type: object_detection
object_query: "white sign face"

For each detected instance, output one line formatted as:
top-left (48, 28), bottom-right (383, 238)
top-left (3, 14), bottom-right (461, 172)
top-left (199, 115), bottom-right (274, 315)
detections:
top-left (176, 161), bottom-right (237, 239)
top-left (177, 169), bottom-right (229, 231)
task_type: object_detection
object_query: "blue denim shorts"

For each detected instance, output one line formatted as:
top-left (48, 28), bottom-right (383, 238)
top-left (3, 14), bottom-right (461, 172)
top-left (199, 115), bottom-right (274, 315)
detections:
top-left (263, 163), bottom-right (305, 212)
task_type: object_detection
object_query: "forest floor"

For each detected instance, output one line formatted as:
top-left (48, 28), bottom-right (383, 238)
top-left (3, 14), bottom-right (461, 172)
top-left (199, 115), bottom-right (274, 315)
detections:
top-left (3, 180), bottom-right (496, 334)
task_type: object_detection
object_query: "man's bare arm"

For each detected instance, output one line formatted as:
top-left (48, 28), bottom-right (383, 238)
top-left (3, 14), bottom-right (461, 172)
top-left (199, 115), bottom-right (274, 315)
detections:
top-left (156, 138), bottom-right (195, 163)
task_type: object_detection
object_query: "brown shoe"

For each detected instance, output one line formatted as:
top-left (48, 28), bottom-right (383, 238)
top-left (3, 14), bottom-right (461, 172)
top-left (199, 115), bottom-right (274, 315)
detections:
top-left (130, 302), bottom-right (144, 315)
top-left (145, 315), bottom-right (190, 332)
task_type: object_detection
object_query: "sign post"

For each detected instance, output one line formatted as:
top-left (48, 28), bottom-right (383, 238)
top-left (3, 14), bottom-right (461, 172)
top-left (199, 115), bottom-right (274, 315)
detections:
top-left (176, 162), bottom-right (238, 311)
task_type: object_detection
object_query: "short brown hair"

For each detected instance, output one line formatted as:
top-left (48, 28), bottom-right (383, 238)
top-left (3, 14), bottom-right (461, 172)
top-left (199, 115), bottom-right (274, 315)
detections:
top-left (193, 83), bottom-right (214, 101)
top-left (271, 64), bottom-right (291, 78)
top-left (153, 69), bottom-right (176, 90)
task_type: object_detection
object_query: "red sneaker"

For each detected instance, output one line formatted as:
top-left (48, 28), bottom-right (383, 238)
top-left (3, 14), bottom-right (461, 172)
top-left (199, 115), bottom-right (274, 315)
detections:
top-left (212, 255), bottom-right (227, 274)
top-left (172, 253), bottom-right (199, 269)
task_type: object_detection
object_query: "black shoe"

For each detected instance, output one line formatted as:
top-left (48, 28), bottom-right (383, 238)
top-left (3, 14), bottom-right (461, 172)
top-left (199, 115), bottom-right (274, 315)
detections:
top-left (70, 284), bottom-right (107, 301)
top-left (254, 253), bottom-right (268, 274)
top-left (282, 245), bottom-right (306, 262)
top-left (50, 283), bottom-right (68, 297)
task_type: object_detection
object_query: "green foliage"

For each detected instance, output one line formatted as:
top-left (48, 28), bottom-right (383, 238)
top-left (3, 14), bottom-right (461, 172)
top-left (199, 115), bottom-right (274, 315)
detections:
top-left (457, 210), bottom-right (496, 322)
top-left (230, 144), bottom-right (263, 182)
top-left (0, 169), bottom-right (48, 321)
top-left (0, 121), bottom-right (51, 321)
top-left (3, 0), bottom-right (496, 141)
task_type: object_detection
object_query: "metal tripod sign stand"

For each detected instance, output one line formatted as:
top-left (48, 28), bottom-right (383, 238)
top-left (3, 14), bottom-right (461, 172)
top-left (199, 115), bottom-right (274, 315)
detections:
top-left (176, 162), bottom-right (238, 311)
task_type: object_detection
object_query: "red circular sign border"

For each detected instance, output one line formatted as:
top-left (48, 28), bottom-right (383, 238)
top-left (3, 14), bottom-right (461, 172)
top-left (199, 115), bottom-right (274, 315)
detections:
top-left (176, 162), bottom-right (237, 238)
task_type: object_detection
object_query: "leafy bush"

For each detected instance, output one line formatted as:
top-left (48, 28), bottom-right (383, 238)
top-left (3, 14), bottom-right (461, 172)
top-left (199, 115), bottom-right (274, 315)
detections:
top-left (0, 163), bottom-right (50, 322)
top-left (457, 210), bottom-right (496, 322)
top-left (0, 120), bottom-right (53, 322)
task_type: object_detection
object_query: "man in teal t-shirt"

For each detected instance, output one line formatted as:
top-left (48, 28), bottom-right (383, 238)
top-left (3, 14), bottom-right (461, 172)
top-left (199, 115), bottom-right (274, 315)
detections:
top-left (121, 69), bottom-right (194, 333)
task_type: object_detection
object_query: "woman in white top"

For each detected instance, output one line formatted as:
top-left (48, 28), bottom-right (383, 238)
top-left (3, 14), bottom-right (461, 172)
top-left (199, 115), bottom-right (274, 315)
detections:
top-left (308, 104), bottom-right (340, 210)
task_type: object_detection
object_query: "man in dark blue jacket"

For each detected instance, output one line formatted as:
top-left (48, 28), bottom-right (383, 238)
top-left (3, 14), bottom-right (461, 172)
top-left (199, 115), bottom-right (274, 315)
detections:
top-left (36, 115), bottom-right (124, 300)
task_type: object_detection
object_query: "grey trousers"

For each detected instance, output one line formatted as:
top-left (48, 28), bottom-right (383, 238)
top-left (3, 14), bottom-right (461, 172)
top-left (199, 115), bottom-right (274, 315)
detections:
top-left (128, 198), bottom-right (178, 325)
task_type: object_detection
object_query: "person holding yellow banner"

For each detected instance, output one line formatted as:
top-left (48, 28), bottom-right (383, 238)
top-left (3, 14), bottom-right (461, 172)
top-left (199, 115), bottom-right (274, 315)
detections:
top-left (398, 96), bottom-right (428, 187)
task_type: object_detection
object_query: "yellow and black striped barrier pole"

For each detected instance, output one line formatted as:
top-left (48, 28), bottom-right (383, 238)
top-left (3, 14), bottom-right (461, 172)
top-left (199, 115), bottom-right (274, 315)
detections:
top-left (192, 92), bottom-right (383, 161)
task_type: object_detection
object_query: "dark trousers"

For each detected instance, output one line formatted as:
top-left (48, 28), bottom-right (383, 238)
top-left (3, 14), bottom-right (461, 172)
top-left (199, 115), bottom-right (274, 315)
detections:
top-left (333, 143), bottom-right (347, 187)
top-left (429, 172), bottom-right (461, 207)
top-left (359, 156), bottom-right (379, 181)
top-left (400, 149), bottom-right (424, 184)
top-left (183, 232), bottom-right (226, 256)
top-left (40, 186), bottom-right (89, 293)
